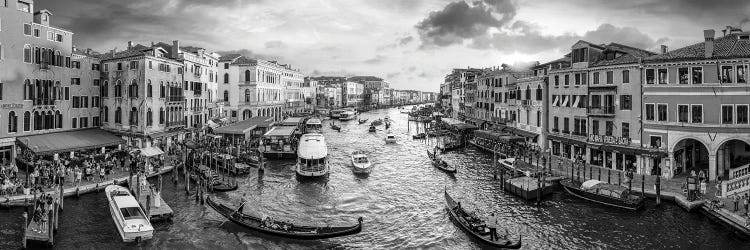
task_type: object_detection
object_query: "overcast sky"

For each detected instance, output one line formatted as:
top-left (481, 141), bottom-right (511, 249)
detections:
top-left (36, 0), bottom-right (750, 92)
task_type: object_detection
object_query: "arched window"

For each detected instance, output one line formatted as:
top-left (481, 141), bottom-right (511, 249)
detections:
top-left (129, 79), bottom-right (138, 98)
top-left (536, 85), bottom-right (542, 101)
top-left (147, 80), bottom-right (152, 97)
top-left (244, 89), bottom-right (251, 102)
top-left (23, 111), bottom-right (31, 132)
top-left (8, 111), bottom-right (17, 133)
top-left (23, 45), bottom-right (31, 63)
top-left (224, 90), bottom-right (229, 102)
top-left (115, 107), bottom-right (122, 124)
top-left (160, 81), bottom-right (165, 98)
top-left (55, 50), bottom-right (62, 66)
top-left (224, 73), bottom-right (229, 83)
top-left (115, 80), bottom-right (122, 97)
top-left (129, 107), bottom-right (138, 125)
top-left (102, 81), bottom-right (109, 97)
top-left (103, 106), bottom-right (109, 122)
top-left (46, 111), bottom-right (53, 130)
top-left (147, 108), bottom-right (153, 126)
top-left (525, 86), bottom-right (531, 100)
top-left (23, 79), bottom-right (31, 100)
top-left (245, 70), bottom-right (251, 82)
top-left (159, 108), bottom-right (165, 124)
top-left (33, 111), bottom-right (41, 130)
top-left (56, 111), bottom-right (62, 129)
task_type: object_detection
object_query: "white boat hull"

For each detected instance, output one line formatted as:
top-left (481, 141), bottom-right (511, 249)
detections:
top-left (105, 185), bottom-right (154, 243)
top-left (352, 162), bottom-right (372, 174)
top-left (295, 163), bottom-right (330, 177)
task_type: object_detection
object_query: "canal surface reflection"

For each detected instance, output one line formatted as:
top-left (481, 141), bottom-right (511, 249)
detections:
top-left (1, 107), bottom-right (748, 249)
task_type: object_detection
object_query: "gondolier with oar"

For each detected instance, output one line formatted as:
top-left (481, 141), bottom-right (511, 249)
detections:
top-left (235, 192), bottom-right (248, 215)
top-left (487, 213), bottom-right (498, 241)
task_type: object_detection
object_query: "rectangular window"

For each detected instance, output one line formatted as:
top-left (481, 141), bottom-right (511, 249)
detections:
top-left (646, 69), bottom-right (655, 84)
top-left (678, 67), bottom-right (689, 84)
top-left (23, 23), bottom-right (31, 35)
top-left (737, 65), bottom-right (747, 83)
top-left (678, 105), bottom-right (689, 122)
top-left (563, 117), bottom-right (569, 133)
top-left (56, 34), bottom-right (62, 42)
top-left (553, 116), bottom-right (559, 130)
top-left (622, 123), bottom-right (630, 139)
top-left (71, 78), bottom-right (80, 85)
top-left (574, 74), bottom-right (581, 85)
top-left (606, 71), bottom-right (613, 84)
top-left (47, 31), bottom-right (53, 41)
top-left (692, 105), bottom-right (703, 123)
top-left (0, 82), bottom-right (2, 100)
top-left (737, 105), bottom-right (749, 124)
top-left (721, 66), bottom-right (734, 83)
top-left (72, 96), bottom-right (79, 108)
top-left (591, 95), bottom-right (601, 108)
top-left (645, 103), bottom-right (655, 121)
top-left (71, 117), bottom-right (77, 129)
top-left (692, 67), bottom-right (703, 84)
top-left (93, 79), bottom-right (100, 86)
top-left (620, 95), bottom-right (632, 110)
top-left (130, 61), bottom-right (138, 70)
top-left (93, 116), bottom-right (100, 127)
top-left (605, 121), bottom-right (613, 136)
top-left (657, 69), bottom-right (668, 84)
top-left (64, 87), bottom-right (69, 100)
top-left (103, 63), bottom-right (109, 72)
top-left (564, 75), bottom-right (569, 86)
top-left (117, 62), bottom-right (122, 71)
top-left (34, 28), bottom-right (40, 37)
top-left (593, 72), bottom-right (599, 84)
top-left (657, 104), bottom-right (667, 121)
top-left (554, 76), bottom-right (559, 86)
top-left (17, 1), bottom-right (30, 12)
top-left (592, 120), bottom-right (599, 135)
top-left (622, 70), bottom-right (630, 83)
top-left (722, 105), bottom-right (734, 124)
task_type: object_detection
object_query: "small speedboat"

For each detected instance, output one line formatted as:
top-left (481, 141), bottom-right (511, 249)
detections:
top-left (384, 131), bottom-right (396, 143)
top-left (560, 179), bottom-right (645, 211)
top-left (351, 150), bottom-right (372, 174)
top-left (368, 125), bottom-right (377, 133)
top-left (330, 123), bottom-right (341, 132)
top-left (358, 119), bottom-right (368, 124)
top-left (412, 133), bottom-right (426, 139)
top-left (105, 185), bottom-right (154, 243)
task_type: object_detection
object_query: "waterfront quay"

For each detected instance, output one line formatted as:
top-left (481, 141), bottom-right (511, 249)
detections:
top-left (0, 108), bottom-right (745, 249)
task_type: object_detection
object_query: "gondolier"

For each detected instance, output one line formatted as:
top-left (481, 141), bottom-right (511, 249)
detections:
top-left (487, 213), bottom-right (498, 241)
top-left (236, 193), bottom-right (248, 214)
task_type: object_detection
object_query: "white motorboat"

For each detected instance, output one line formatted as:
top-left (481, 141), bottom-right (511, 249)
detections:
top-left (295, 133), bottom-right (330, 178)
top-left (339, 111), bottom-right (357, 121)
top-left (105, 185), bottom-right (154, 243)
top-left (384, 131), bottom-right (397, 143)
top-left (351, 150), bottom-right (372, 174)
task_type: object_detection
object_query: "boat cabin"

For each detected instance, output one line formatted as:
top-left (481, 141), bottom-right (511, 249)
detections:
top-left (260, 126), bottom-right (298, 158)
top-left (305, 118), bottom-right (323, 134)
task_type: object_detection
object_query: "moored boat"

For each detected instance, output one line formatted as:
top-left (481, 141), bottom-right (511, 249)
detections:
top-left (206, 197), bottom-right (363, 240)
top-left (105, 185), bottom-right (154, 243)
top-left (412, 133), bottom-right (426, 139)
top-left (330, 123), bottom-right (341, 132)
top-left (444, 190), bottom-right (522, 249)
top-left (339, 111), bottom-right (357, 121)
top-left (295, 133), bottom-right (329, 178)
top-left (358, 118), bottom-right (368, 124)
top-left (384, 131), bottom-right (396, 143)
top-left (350, 150), bottom-right (372, 174)
top-left (560, 179), bottom-right (645, 211)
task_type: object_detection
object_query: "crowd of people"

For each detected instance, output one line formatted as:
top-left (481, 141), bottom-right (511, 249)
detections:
top-left (1, 158), bottom-right (22, 196)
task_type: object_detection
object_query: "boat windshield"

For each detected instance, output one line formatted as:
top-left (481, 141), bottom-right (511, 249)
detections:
top-left (120, 207), bottom-right (146, 220)
top-left (355, 157), bottom-right (368, 163)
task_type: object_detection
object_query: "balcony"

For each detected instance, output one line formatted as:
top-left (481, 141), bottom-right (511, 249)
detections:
top-left (587, 106), bottom-right (615, 117)
top-left (572, 131), bottom-right (588, 137)
top-left (100, 71), bottom-right (109, 79)
top-left (40, 63), bottom-right (50, 70)
top-left (521, 100), bottom-right (532, 106)
top-left (166, 121), bottom-right (184, 128)
top-left (33, 98), bottom-right (56, 106)
top-left (589, 84), bottom-right (617, 91)
top-left (193, 91), bottom-right (202, 97)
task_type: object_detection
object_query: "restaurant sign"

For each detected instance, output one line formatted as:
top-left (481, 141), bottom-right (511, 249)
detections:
top-left (1, 103), bottom-right (23, 109)
top-left (588, 134), bottom-right (631, 145)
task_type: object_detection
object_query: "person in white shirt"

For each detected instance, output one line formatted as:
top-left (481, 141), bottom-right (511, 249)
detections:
top-left (487, 213), bottom-right (498, 241)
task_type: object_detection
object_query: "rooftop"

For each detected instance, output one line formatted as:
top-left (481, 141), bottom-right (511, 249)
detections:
top-left (645, 31), bottom-right (750, 62)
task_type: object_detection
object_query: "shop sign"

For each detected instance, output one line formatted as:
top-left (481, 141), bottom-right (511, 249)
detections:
top-left (1, 103), bottom-right (23, 109)
top-left (588, 134), bottom-right (631, 145)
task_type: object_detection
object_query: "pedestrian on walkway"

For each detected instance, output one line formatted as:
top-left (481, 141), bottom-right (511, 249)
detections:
top-left (735, 195), bottom-right (740, 212)
top-left (744, 194), bottom-right (749, 214)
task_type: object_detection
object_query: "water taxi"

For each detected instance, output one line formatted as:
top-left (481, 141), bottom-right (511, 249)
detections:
top-left (296, 133), bottom-right (329, 178)
top-left (351, 150), bottom-right (372, 174)
top-left (384, 130), bottom-right (397, 143)
top-left (339, 111), bottom-right (357, 121)
top-left (330, 109), bottom-right (345, 119)
top-left (260, 126), bottom-right (298, 159)
top-left (304, 118), bottom-right (323, 134)
top-left (105, 185), bottom-right (154, 243)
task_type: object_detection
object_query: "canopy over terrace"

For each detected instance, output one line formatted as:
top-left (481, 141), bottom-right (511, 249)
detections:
top-left (440, 117), bottom-right (477, 131)
top-left (213, 116), bottom-right (274, 139)
top-left (17, 128), bottom-right (125, 155)
top-left (139, 146), bottom-right (165, 157)
top-left (473, 130), bottom-right (525, 144)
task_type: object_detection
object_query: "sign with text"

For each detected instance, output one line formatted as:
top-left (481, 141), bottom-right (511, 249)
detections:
top-left (1, 104), bottom-right (23, 109)
top-left (588, 134), bottom-right (631, 145)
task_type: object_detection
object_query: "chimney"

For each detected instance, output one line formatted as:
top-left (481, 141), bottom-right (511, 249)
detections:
top-left (704, 29), bottom-right (715, 58)
top-left (111, 48), bottom-right (116, 58)
top-left (660, 45), bottom-right (668, 54)
top-left (72, 45), bottom-right (77, 52)
top-left (172, 40), bottom-right (180, 58)
top-left (127, 41), bottom-right (133, 50)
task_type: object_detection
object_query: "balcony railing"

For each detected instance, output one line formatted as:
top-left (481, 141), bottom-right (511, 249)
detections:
top-left (33, 98), bottom-right (56, 106)
top-left (168, 96), bottom-right (185, 102)
top-left (572, 131), bottom-right (588, 137)
top-left (587, 106), bottom-right (615, 116)
top-left (166, 121), bottom-right (184, 128)
top-left (100, 71), bottom-right (109, 79)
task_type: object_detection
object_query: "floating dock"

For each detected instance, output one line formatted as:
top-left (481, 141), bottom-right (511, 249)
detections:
top-left (23, 186), bottom-right (63, 248)
top-left (130, 175), bottom-right (173, 222)
top-left (503, 176), bottom-right (563, 200)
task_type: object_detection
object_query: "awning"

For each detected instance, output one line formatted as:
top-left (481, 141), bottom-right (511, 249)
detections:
top-left (17, 128), bottom-right (125, 155)
top-left (509, 128), bottom-right (539, 140)
top-left (214, 116), bottom-right (274, 135)
top-left (139, 146), bottom-right (164, 157)
top-left (548, 134), bottom-right (587, 147)
top-left (148, 129), bottom-right (184, 139)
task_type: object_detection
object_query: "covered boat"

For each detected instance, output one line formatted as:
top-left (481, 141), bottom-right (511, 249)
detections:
top-left (560, 179), bottom-right (645, 210)
top-left (206, 197), bottom-right (363, 240)
top-left (296, 133), bottom-right (329, 178)
top-left (427, 149), bottom-right (457, 173)
top-left (444, 190), bottom-right (522, 249)
top-left (105, 185), bottom-right (154, 243)
top-left (384, 131), bottom-right (396, 143)
top-left (351, 150), bottom-right (372, 174)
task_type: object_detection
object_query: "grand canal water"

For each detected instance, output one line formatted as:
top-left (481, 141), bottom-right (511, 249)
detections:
top-left (1, 107), bottom-right (749, 249)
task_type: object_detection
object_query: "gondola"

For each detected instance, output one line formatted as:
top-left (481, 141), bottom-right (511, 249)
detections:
top-left (426, 149), bottom-right (456, 173)
top-left (330, 123), bottom-right (341, 132)
top-left (559, 179), bottom-right (645, 211)
top-left (370, 119), bottom-right (383, 126)
top-left (358, 119), bottom-right (368, 124)
top-left (444, 190), bottom-right (522, 249)
top-left (368, 125), bottom-right (377, 132)
top-left (212, 182), bottom-right (239, 192)
top-left (206, 197), bottom-right (363, 240)
top-left (412, 133), bottom-right (426, 139)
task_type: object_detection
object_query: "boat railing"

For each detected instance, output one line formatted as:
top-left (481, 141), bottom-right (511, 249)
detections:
top-left (299, 163), bottom-right (326, 172)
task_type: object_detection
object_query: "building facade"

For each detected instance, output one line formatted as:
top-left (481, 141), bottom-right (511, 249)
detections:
top-left (218, 56), bottom-right (290, 122)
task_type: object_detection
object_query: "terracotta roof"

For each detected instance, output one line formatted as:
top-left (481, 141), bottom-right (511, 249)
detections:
top-left (218, 54), bottom-right (241, 62)
top-left (347, 76), bottom-right (383, 82)
top-left (592, 43), bottom-right (657, 67)
top-left (231, 56), bottom-right (257, 65)
top-left (96, 44), bottom-right (152, 61)
top-left (646, 32), bottom-right (750, 62)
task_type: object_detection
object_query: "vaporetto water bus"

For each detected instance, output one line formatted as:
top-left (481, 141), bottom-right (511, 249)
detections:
top-left (296, 133), bottom-right (329, 178)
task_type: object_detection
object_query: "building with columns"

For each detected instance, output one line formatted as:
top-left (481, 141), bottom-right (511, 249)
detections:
top-left (642, 28), bottom-right (750, 190)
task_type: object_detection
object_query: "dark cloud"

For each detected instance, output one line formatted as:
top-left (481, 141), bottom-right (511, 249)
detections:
top-left (579, 24), bottom-right (668, 51)
top-left (399, 36), bottom-right (414, 45)
top-left (264, 41), bottom-right (287, 49)
top-left (363, 55), bottom-right (387, 64)
top-left (416, 0), bottom-right (516, 47)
